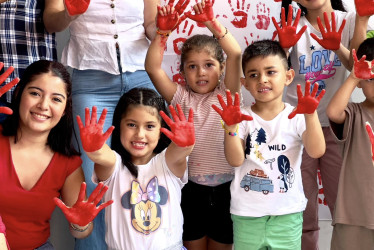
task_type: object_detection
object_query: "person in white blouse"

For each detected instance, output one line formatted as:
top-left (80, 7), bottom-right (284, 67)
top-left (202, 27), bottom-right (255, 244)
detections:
top-left (43, 1), bottom-right (159, 249)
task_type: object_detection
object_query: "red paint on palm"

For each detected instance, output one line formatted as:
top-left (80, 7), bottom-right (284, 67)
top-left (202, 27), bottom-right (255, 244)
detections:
top-left (311, 12), bottom-right (346, 50)
top-left (0, 63), bottom-right (19, 115)
top-left (54, 182), bottom-right (113, 227)
top-left (157, 0), bottom-right (190, 31)
top-left (160, 104), bottom-right (195, 147)
top-left (288, 81), bottom-right (325, 119)
top-left (365, 122), bottom-right (374, 161)
top-left (185, 0), bottom-right (215, 24)
top-left (76, 106), bottom-right (114, 152)
top-left (354, 0), bottom-right (374, 17)
top-left (272, 5), bottom-right (307, 49)
top-left (212, 90), bottom-right (253, 126)
top-left (65, 0), bottom-right (90, 16)
top-left (352, 49), bottom-right (374, 80)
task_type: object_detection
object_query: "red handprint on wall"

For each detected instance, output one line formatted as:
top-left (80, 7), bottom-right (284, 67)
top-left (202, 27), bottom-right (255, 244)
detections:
top-left (228, 0), bottom-right (251, 28)
top-left (244, 33), bottom-right (260, 46)
top-left (253, 2), bottom-right (270, 30)
top-left (171, 62), bottom-right (186, 86)
top-left (317, 168), bottom-right (327, 206)
top-left (172, 19), bottom-right (195, 55)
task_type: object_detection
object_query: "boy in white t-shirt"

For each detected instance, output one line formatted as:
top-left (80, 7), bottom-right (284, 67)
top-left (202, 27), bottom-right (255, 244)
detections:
top-left (213, 40), bottom-right (326, 250)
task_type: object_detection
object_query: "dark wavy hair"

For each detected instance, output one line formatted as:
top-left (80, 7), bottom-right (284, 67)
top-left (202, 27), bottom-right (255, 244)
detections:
top-left (2, 60), bottom-right (79, 157)
top-left (111, 88), bottom-right (171, 178)
top-left (282, 0), bottom-right (346, 17)
top-left (180, 34), bottom-right (225, 73)
top-left (242, 40), bottom-right (289, 73)
top-left (356, 37), bottom-right (374, 61)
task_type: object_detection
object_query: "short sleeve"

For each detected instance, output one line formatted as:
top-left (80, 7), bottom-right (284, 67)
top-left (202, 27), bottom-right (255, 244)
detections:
top-left (66, 155), bottom-right (82, 177)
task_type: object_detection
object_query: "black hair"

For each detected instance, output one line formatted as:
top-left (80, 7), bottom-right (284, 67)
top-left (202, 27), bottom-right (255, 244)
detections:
top-left (282, 0), bottom-right (346, 17)
top-left (242, 40), bottom-right (289, 74)
top-left (111, 88), bottom-right (171, 178)
top-left (180, 34), bottom-right (225, 73)
top-left (2, 60), bottom-right (79, 157)
top-left (356, 37), bottom-right (374, 61)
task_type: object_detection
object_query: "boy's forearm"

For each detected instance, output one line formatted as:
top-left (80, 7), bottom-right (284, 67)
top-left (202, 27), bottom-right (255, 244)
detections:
top-left (303, 112), bottom-right (325, 158)
top-left (224, 124), bottom-right (245, 167)
top-left (326, 74), bottom-right (359, 124)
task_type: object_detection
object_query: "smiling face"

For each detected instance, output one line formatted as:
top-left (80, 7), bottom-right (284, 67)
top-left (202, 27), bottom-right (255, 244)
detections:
top-left (120, 105), bottom-right (161, 165)
top-left (241, 55), bottom-right (294, 106)
top-left (18, 73), bottom-right (67, 136)
top-left (182, 49), bottom-right (224, 94)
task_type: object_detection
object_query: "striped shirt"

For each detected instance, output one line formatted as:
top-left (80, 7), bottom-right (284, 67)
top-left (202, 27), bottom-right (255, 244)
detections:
top-left (0, 0), bottom-right (57, 101)
top-left (171, 82), bottom-right (235, 186)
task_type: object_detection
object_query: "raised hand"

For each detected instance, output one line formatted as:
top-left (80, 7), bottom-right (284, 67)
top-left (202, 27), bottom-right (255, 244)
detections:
top-left (65, 0), bottom-right (90, 16)
top-left (54, 182), bottom-right (113, 227)
top-left (272, 5), bottom-right (307, 49)
top-left (0, 215), bottom-right (9, 250)
top-left (0, 63), bottom-right (19, 115)
top-left (76, 106), bottom-right (114, 152)
top-left (157, 0), bottom-right (190, 31)
top-left (288, 81), bottom-right (325, 119)
top-left (212, 90), bottom-right (253, 126)
top-left (352, 49), bottom-right (374, 80)
top-left (365, 122), bottom-right (374, 161)
top-left (311, 12), bottom-right (346, 50)
top-left (185, 0), bottom-right (214, 23)
top-left (354, 0), bottom-right (374, 17)
top-left (159, 104), bottom-right (195, 147)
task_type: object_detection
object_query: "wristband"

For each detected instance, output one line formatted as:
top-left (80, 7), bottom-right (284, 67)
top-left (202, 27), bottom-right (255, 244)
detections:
top-left (214, 27), bottom-right (228, 40)
top-left (70, 222), bottom-right (91, 232)
top-left (221, 120), bottom-right (238, 136)
top-left (156, 28), bottom-right (171, 38)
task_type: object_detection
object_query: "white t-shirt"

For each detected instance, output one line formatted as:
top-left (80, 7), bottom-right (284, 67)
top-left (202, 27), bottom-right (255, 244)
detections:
top-left (62, 0), bottom-right (149, 75)
top-left (230, 104), bottom-right (307, 217)
top-left (93, 150), bottom-right (187, 250)
top-left (285, 10), bottom-right (356, 126)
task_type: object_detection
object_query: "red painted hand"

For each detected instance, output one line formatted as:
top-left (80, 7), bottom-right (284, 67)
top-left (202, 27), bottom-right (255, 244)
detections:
top-left (65, 0), bottom-right (90, 16)
top-left (311, 12), bottom-right (346, 50)
top-left (272, 5), bottom-right (307, 49)
top-left (288, 81), bottom-right (325, 119)
top-left (352, 49), bottom-right (374, 80)
top-left (157, 0), bottom-right (190, 31)
top-left (54, 182), bottom-right (113, 227)
top-left (354, 0), bottom-right (374, 17)
top-left (212, 90), bottom-right (253, 126)
top-left (0, 62), bottom-right (19, 115)
top-left (185, 0), bottom-right (214, 23)
top-left (76, 106), bottom-right (114, 152)
top-left (0, 215), bottom-right (9, 250)
top-left (366, 122), bottom-right (374, 161)
top-left (0, 216), bottom-right (5, 234)
top-left (160, 104), bottom-right (195, 147)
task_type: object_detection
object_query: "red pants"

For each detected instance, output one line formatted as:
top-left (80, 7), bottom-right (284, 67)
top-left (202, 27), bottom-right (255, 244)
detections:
top-left (301, 127), bottom-right (342, 250)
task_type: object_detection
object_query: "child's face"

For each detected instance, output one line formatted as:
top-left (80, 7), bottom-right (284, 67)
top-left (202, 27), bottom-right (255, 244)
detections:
top-left (241, 55), bottom-right (294, 105)
top-left (358, 78), bottom-right (374, 104)
top-left (120, 105), bottom-right (161, 165)
top-left (19, 73), bottom-right (67, 135)
top-left (182, 50), bottom-right (224, 94)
